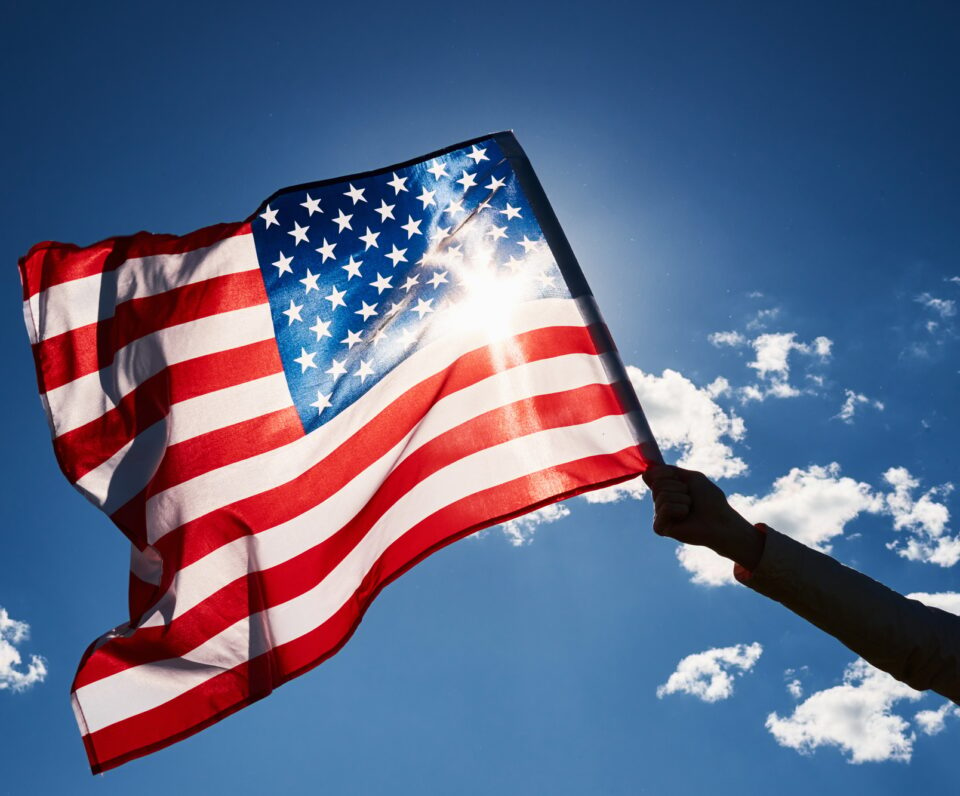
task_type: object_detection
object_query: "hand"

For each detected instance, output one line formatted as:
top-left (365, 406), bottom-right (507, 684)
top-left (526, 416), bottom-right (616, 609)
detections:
top-left (641, 464), bottom-right (765, 572)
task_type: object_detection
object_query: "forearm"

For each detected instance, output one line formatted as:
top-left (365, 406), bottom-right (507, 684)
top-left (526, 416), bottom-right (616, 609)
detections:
top-left (741, 527), bottom-right (960, 703)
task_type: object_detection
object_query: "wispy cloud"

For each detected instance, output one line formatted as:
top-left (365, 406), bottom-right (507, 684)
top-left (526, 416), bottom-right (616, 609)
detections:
top-left (835, 389), bottom-right (885, 424)
top-left (916, 292), bottom-right (957, 319)
top-left (656, 642), bottom-right (762, 702)
top-left (708, 325), bottom-right (833, 403)
top-left (0, 607), bottom-right (47, 693)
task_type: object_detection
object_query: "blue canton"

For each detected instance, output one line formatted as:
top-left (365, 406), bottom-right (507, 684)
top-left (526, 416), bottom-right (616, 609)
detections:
top-left (251, 137), bottom-right (567, 433)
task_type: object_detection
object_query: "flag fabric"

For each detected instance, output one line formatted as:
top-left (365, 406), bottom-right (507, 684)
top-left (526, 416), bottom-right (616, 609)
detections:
top-left (18, 132), bottom-right (661, 773)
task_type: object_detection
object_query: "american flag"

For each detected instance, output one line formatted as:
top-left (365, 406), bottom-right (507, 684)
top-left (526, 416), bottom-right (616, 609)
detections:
top-left (19, 132), bottom-right (661, 773)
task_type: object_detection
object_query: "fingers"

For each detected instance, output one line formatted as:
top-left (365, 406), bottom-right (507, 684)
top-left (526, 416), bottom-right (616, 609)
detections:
top-left (654, 491), bottom-right (691, 510)
top-left (642, 464), bottom-right (681, 486)
top-left (653, 501), bottom-right (691, 535)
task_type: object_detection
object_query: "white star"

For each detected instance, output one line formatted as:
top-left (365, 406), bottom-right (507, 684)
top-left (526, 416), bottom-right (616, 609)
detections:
top-left (294, 347), bottom-right (317, 372)
top-left (355, 359), bottom-right (375, 383)
top-left (272, 251), bottom-right (294, 276)
top-left (309, 391), bottom-right (332, 413)
top-left (386, 171), bottom-right (408, 194)
top-left (375, 199), bottom-right (396, 222)
top-left (355, 301), bottom-right (378, 321)
top-left (288, 221), bottom-right (310, 245)
top-left (501, 203), bottom-right (522, 220)
top-left (344, 183), bottom-right (367, 204)
top-left (432, 224), bottom-right (451, 243)
top-left (326, 358), bottom-right (347, 379)
top-left (536, 270), bottom-right (557, 288)
top-left (370, 327), bottom-right (389, 346)
top-left (370, 272), bottom-right (393, 294)
top-left (316, 238), bottom-right (337, 262)
top-left (477, 200), bottom-right (491, 213)
top-left (299, 268), bottom-right (321, 293)
top-left (416, 187), bottom-right (436, 208)
top-left (325, 285), bottom-right (347, 309)
top-left (359, 227), bottom-right (380, 250)
top-left (401, 215), bottom-right (422, 238)
top-left (260, 205), bottom-right (279, 228)
top-left (341, 329), bottom-right (363, 349)
top-left (518, 235), bottom-right (541, 253)
top-left (467, 145), bottom-right (489, 164)
top-left (385, 244), bottom-right (408, 267)
top-left (446, 243), bottom-right (463, 258)
top-left (398, 327), bottom-right (417, 349)
top-left (301, 194), bottom-right (323, 216)
top-left (485, 175), bottom-right (506, 192)
top-left (428, 270), bottom-right (448, 289)
top-left (309, 316), bottom-right (332, 341)
top-left (410, 297), bottom-right (434, 319)
top-left (385, 301), bottom-right (403, 317)
top-left (427, 160), bottom-right (449, 180)
top-left (487, 224), bottom-right (508, 241)
top-left (444, 199), bottom-right (465, 217)
top-left (283, 299), bottom-right (304, 325)
top-left (503, 255), bottom-right (524, 274)
top-left (342, 255), bottom-right (363, 280)
top-left (332, 208), bottom-right (353, 232)
top-left (456, 170), bottom-right (477, 191)
top-left (401, 273), bottom-right (420, 292)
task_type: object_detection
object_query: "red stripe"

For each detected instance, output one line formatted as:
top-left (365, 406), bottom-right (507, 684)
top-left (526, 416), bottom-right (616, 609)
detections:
top-left (18, 222), bottom-right (251, 301)
top-left (55, 339), bottom-right (284, 486)
top-left (34, 270), bottom-right (268, 392)
top-left (79, 447), bottom-right (645, 774)
top-left (145, 407), bottom-right (304, 497)
top-left (74, 382), bottom-right (625, 688)
top-left (141, 324), bottom-right (610, 571)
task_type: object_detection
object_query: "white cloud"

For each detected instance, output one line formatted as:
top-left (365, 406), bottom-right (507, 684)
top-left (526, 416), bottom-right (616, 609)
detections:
top-left (656, 642), bottom-right (762, 703)
top-left (835, 389), bottom-right (885, 424)
top-left (0, 607), bottom-right (47, 693)
top-left (626, 367), bottom-right (747, 479)
top-left (746, 307), bottom-right (781, 331)
top-left (765, 659), bottom-right (923, 763)
top-left (708, 330), bottom-right (747, 348)
top-left (787, 679), bottom-right (804, 699)
top-left (677, 463), bottom-right (882, 586)
top-left (905, 591), bottom-right (960, 616)
top-left (882, 467), bottom-right (960, 566)
top-left (914, 701), bottom-right (960, 736)
top-left (707, 329), bottom-right (834, 403)
top-left (916, 292), bottom-right (957, 319)
top-left (581, 368), bottom-right (746, 505)
top-left (677, 463), bottom-right (959, 586)
top-left (948, 277), bottom-right (960, 285)
top-left (497, 502), bottom-right (571, 546)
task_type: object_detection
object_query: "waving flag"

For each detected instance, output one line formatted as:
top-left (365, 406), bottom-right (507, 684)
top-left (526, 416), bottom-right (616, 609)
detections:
top-left (19, 132), bottom-right (661, 773)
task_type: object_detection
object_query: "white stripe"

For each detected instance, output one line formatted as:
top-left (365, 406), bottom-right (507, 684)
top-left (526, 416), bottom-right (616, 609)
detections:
top-left (75, 411), bottom-right (638, 734)
top-left (45, 303), bottom-right (274, 437)
top-left (145, 297), bottom-right (589, 543)
top-left (139, 351), bottom-right (616, 628)
top-left (75, 373), bottom-right (293, 510)
top-left (27, 234), bottom-right (258, 343)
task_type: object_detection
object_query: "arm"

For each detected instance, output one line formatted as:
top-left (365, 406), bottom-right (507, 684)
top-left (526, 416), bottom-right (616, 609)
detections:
top-left (644, 465), bottom-right (960, 703)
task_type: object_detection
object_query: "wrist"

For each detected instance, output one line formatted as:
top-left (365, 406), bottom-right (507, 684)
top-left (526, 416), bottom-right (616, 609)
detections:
top-left (714, 510), bottom-right (765, 571)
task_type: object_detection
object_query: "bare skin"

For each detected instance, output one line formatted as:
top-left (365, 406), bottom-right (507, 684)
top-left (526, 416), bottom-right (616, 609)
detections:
top-left (641, 464), bottom-right (765, 572)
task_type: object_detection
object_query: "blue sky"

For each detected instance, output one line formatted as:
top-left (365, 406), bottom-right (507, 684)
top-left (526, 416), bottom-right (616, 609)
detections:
top-left (2, 1), bottom-right (959, 792)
